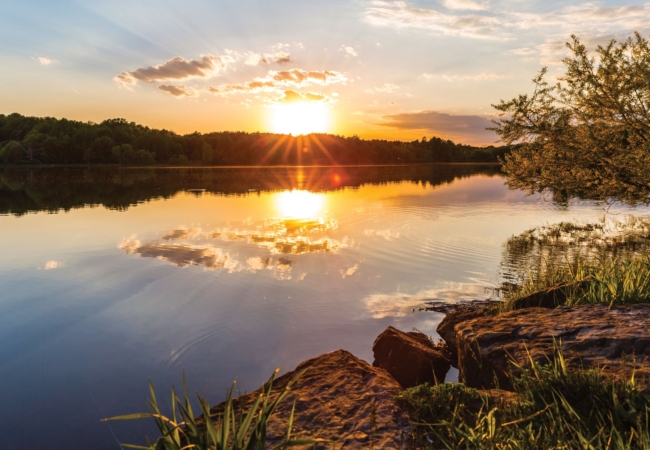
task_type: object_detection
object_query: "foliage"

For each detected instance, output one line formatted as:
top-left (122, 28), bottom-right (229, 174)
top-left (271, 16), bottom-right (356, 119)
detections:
top-left (498, 217), bottom-right (650, 311)
top-left (104, 369), bottom-right (327, 450)
top-left (401, 352), bottom-right (650, 449)
top-left (491, 32), bottom-right (650, 206)
top-left (0, 113), bottom-right (509, 166)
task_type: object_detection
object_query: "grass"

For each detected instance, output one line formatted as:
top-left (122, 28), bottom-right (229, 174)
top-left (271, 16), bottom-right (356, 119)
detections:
top-left (496, 251), bottom-right (650, 313)
top-left (103, 369), bottom-right (328, 450)
top-left (497, 217), bottom-right (650, 313)
top-left (400, 349), bottom-right (650, 449)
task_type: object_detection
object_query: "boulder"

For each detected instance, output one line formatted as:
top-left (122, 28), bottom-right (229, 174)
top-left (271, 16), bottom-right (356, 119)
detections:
top-left (510, 279), bottom-right (590, 310)
top-left (436, 308), bottom-right (487, 359)
top-left (455, 304), bottom-right (650, 390)
top-left (203, 350), bottom-right (411, 449)
top-left (372, 326), bottom-right (450, 387)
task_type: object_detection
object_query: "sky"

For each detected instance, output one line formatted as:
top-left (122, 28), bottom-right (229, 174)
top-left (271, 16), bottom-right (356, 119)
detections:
top-left (1, 0), bottom-right (649, 145)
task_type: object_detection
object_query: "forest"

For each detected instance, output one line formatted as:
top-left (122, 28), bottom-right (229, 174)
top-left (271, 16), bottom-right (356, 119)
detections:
top-left (0, 113), bottom-right (508, 166)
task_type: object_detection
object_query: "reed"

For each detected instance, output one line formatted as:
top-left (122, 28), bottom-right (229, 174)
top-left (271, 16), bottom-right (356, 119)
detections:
top-left (103, 369), bottom-right (327, 450)
top-left (498, 250), bottom-right (650, 313)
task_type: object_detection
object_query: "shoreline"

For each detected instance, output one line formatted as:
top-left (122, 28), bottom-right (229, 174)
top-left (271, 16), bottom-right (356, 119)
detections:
top-left (0, 161), bottom-right (503, 169)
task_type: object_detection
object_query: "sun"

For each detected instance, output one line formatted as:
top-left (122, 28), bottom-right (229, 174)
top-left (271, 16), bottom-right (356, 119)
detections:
top-left (269, 101), bottom-right (330, 135)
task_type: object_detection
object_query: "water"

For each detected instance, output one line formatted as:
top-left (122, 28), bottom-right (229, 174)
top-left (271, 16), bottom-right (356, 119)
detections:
top-left (0, 165), bottom-right (646, 449)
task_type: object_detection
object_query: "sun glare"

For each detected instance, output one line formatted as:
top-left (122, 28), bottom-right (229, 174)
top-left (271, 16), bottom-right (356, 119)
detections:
top-left (275, 190), bottom-right (326, 219)
top-left (270, 102), bottom-right (330, 135)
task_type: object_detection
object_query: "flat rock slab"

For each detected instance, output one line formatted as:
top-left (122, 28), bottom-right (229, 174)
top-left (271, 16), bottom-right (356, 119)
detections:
top-left (204, 350), bottom-right (411, 449)
top-left (456, 304), bottom-right (650, 390)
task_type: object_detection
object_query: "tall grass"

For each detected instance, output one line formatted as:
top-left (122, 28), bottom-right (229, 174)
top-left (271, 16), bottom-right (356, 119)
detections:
top-left (497, 217), bottom-right (650, 312)
top-left (400, 348), bottom-right (650, 449)
top-left (498, 251), bottom-right (650, 312)
top-left (103, 369), bottom-right (327, 450)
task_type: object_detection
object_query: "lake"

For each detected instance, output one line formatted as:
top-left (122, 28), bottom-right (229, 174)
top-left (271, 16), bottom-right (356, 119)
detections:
top-left (1, 165), bottom-right (646, 449)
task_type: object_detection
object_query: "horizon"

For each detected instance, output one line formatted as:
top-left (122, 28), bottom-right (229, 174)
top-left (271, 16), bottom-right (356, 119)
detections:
top-left (0, 111), bottom-right (506, 147)
top-left (2, 1), bottom-right (649, 146)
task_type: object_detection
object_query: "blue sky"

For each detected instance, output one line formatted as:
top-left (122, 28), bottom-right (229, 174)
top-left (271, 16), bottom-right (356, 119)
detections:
top-left (1, 0), bottom-right (648, 144)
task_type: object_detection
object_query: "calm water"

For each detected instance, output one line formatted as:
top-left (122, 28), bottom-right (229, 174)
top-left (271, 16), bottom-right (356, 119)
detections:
top-left (1, 165), bottom-right (647, 449)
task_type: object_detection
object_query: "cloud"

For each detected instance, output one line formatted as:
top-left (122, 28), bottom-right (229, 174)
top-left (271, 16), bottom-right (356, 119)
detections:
top-left (273, 52), bottom-right (293, 64)
top-left (244, 51), bottom-right (293, 66)
top-left (158, 84), bottom-right (197, 97)
top-left (422, 72), bottom-right (506, 81)
top-left (379, 110), bottom-right (496, 145)
top-left (512, 32), bottom-right (632, 65)
top-left (119, 238), bottom-right (239, 271)
top-left (33, 56), bottom-right (57, 65)
top-left (442, 0), bottom-right (486, 11)
top-left (161, 228), bottom-right (200, 240)
top-left (277, 90), bottom-right (329, 103)
top-left (365, 83), bottom-right (400, 93)
top-left (114, 55), bottom-right (231, 87)
top-left (366, 1), bottom-right (650, 41)
top-left (341, 45), bottom-right (358, 57)
top-left (209, 69), bottom-right (347, 96)
top-left (42, 260), bottom-right (61, 270)
top-left (365, 1), bottom-right (504, 39)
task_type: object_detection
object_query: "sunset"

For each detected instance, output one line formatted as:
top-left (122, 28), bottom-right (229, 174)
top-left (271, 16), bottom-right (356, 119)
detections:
top-left (3, 1), bottom-right (649, 145)
top-left (3, 1), bottom-right (650, 449)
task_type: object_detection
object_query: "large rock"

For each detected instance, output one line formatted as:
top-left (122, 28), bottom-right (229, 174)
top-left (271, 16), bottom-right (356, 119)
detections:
top-left (372, 326), bottom-right (451, 387)
top-left (436, 308), bottom-right (487, 359)
top-left (203, 350), bottom-right (411, 449)
top-left (455, 304), bottom-right (650, 390)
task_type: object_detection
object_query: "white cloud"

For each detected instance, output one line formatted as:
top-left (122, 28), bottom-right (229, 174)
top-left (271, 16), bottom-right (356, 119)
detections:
top-left (365, 1), bottom-right (504, 39)
top-left (443, 0), bottom-right (487, 11)
top-left (242, 50), bottom-right (292, 66)
top-left (42, 260), bottom-right (60, 270)
top-left (365, 83), bottom-right (400, 93)
top-left (365, 1), bottom-right (650, 41)
top-left (422, 72), bottom-right (507, 81)
top-left (33, 56), bottom-right (57, 65)
top-left (341, 45), bottom-right (358, 56)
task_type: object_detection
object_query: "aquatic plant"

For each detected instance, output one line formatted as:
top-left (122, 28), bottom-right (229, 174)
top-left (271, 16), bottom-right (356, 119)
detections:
top-left (498, 217), bottom-right (650, 311)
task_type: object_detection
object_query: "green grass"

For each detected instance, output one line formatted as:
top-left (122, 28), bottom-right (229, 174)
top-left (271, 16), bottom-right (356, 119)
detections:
top-left (103, 369), bottom-right (327, 450)
top-left (497, 217), bottom-right (650, 313)
top-left (400, 350), bottom-right (650, 449)
top-left (497, 251), bottom-right (650, 313)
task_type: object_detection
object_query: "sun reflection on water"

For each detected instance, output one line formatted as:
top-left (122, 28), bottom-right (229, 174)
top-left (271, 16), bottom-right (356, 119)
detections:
top-left (275, 190), bottom-right (326, 220)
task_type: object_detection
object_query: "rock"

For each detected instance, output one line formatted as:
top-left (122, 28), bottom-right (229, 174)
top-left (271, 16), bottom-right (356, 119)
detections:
top-left (455, 304), bottom-right (650, 390)
top-left (372, 326), bottom-right (450, 388)
top-left (203, 350), bottom-right (411, 449)
top-left (436, 308), bottom-right (487, 358)
top-left (510, 279), bottom-right (590, 310)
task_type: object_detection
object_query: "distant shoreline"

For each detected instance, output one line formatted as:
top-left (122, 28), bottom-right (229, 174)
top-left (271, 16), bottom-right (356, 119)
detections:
top-left (0, 162), bottom-right (502, 169)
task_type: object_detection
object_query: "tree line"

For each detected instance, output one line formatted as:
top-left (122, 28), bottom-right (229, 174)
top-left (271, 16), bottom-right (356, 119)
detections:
top-left (0, 165), bottom-right (501, 216)
top-left (0, 113), bottom-right (508, 166)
